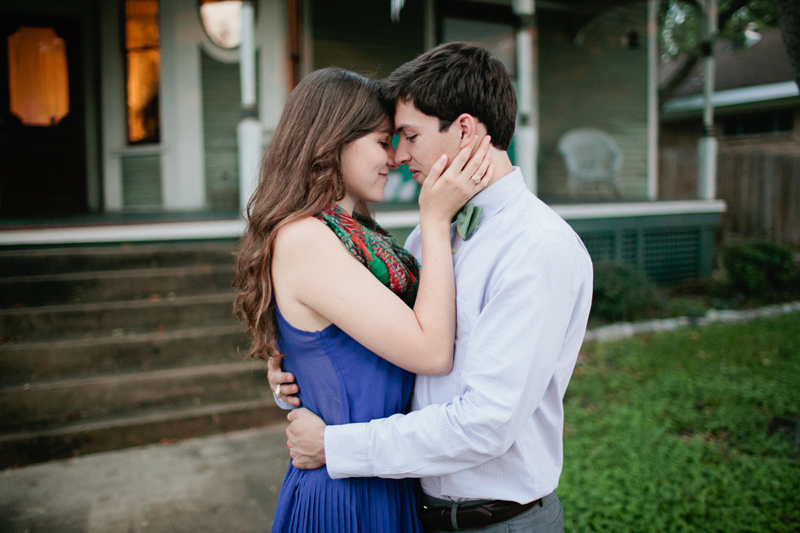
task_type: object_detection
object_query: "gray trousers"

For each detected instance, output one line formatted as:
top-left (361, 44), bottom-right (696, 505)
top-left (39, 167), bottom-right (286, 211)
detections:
top-left (421, 492), bottom-right (564, 533)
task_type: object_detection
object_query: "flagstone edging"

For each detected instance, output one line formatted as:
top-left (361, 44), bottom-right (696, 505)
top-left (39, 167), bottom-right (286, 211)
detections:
top-left (584, 301), bottom-right (800, 343)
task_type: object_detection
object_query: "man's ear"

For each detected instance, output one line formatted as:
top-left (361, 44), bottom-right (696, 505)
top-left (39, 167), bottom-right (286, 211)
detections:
top-left (456, 114), bottom-right (478, 148)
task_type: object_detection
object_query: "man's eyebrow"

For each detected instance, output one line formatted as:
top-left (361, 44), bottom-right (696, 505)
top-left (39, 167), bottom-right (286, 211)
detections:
top-left (395, 124), bottom-right (408, 133)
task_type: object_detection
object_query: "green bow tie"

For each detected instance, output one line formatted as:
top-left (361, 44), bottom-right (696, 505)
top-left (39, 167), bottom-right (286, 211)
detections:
top-left (454, 202), bottom-right (483, 241)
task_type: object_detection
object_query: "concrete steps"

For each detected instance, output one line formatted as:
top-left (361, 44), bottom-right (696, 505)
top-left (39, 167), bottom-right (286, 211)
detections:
top-left (0, 264), bottom-right (235, 308)
top-left (0, 399), bottom-right (284, 468)
top-left (0, 241), bottom-right (283, 468)
top-left (0, 242), bottom-right (236, 277)
top-left (1, 293), bottom-right (235, 341)
top-left (0, 325), bottom-right (246, 385)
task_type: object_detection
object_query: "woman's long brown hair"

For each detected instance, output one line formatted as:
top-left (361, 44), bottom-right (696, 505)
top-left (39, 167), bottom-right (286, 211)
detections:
top-left (234, 68), bottom-right (391, 361)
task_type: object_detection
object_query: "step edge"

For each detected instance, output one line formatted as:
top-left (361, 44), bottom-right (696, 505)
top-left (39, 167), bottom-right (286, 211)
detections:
top-left (0, 324), bottom-right (245, 351)
top-left (0, 361), bottom-right (266, 393)
top-left (0, 292), bottom-right (235, 316)
top-left (0, 264), bottom-right (234, 284)
top-left (0, 399), bottom-right (282, 442)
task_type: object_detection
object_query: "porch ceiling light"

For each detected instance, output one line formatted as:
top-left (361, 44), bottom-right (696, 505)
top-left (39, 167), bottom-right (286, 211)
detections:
top-left (199, 0), bottom-right (245, 49)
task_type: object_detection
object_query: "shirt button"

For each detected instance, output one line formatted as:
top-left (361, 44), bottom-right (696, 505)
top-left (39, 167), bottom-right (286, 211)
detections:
top-left (451, 248), bottom-right (457, 254)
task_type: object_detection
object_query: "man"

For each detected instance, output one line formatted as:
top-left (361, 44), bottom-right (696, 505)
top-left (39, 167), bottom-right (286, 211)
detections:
top-left (270, 42), bottom-right (593, 532)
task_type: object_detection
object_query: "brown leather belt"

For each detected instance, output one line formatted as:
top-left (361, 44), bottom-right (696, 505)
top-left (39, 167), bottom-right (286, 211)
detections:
top-left (419, 498), bottom-right (542, 531)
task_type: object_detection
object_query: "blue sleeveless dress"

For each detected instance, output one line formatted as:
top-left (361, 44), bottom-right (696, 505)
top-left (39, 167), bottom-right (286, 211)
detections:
top-left (271, 307), bottom-right (423, 533)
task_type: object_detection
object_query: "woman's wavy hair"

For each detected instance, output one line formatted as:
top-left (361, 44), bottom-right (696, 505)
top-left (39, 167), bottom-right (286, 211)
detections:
top-left (234, 68), bottom-right (391, 361)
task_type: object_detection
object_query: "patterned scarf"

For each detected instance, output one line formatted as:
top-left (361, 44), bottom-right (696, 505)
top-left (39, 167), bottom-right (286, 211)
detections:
top-left (315, 203), bottom-right (420, 307)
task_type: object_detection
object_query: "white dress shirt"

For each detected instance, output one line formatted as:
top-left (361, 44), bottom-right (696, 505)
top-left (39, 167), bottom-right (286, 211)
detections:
top-left (324, 167), bottom-right (593, 504)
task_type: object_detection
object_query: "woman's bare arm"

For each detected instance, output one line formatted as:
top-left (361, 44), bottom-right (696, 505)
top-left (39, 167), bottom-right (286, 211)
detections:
top-left (271, 137), bottom-right (492, 376)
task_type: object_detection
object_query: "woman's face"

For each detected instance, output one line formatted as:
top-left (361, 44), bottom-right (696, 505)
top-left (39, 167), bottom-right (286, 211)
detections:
top-left (339, 124), bottom-right (397, 211)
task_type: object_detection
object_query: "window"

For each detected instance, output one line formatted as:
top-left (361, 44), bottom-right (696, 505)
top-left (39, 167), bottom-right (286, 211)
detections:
top-left (125, 0), bottom-right (160, 144)
top-left (7, 27), bottom-right (69, 126)
top-left (722, 111), bottom-right (794, 137)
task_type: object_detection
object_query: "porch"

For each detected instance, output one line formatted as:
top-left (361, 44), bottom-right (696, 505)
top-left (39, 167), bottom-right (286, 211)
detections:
top-left (0, 199), bottom-right (725, 284)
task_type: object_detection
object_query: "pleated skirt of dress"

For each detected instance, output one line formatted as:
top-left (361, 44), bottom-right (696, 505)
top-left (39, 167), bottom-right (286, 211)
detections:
top-left (272, 465), bottom-right (422, 533)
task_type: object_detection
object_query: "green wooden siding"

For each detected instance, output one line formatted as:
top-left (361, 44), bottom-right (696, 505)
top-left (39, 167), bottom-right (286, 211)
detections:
top-left (122, 154), bottom-right (162, 208)
top-left (311, 0), bottom-right (425, 79)
top-left (538, 4), bottom-right (649, 202)
top-left (201, 51), bottom-right (241, 212)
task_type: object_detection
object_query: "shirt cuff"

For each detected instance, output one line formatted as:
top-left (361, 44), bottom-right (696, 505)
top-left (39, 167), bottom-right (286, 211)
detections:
top-left (324, 422), bottom-right (371, 479)
top-left (273, 393), bottom-right (295, 410)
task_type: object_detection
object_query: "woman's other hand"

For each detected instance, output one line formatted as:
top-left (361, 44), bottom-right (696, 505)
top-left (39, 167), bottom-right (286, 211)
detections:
top-left (418, 135), bottom-right (494, 225)
top-left (268, 355), bottom-right (301, 407)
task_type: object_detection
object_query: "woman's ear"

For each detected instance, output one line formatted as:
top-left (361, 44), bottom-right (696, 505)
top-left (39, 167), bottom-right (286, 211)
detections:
top-left (457, 114), bottom-right (478, 148)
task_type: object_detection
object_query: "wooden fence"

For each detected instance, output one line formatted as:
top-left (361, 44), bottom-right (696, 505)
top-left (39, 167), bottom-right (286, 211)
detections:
top-left (660, 147), bottom-right (800, 245)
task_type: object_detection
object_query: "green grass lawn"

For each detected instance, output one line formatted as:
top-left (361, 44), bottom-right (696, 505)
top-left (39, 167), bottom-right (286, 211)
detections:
top-left (560, 314), bottom-right (800, 532)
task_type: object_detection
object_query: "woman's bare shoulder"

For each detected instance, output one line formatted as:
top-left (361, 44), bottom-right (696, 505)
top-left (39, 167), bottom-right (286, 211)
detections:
top-left (273, 216), bottom-right (339, 259)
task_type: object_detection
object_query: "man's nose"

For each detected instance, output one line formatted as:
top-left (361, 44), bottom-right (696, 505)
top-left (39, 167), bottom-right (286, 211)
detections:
top-left (395, 140), bottom-right (411, 166)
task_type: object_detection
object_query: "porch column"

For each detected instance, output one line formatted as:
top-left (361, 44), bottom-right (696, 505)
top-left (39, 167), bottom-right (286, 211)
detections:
top-left (238, 0), bottom-right (262, 214)
top-left (697, 0), bottom-right (718, 200)
top-left (513, 0), bottom-right (538, 194)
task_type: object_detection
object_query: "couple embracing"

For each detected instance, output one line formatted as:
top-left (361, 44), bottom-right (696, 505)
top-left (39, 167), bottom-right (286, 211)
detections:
top-left (234, 42), bottom-right (593, 533)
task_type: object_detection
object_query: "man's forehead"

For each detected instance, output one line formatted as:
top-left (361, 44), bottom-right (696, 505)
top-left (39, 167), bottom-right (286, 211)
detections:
top-left (393, 101), bottom-right (432, 133)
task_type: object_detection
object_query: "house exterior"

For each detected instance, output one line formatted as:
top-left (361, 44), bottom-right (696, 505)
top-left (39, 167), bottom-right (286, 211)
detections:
top-left (0, 0), bottom-right (725, 283)
top-left (661, 28), bottom-right (800, 244)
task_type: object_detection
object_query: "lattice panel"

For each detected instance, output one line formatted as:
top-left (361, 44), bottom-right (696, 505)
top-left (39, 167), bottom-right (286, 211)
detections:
top-left (642, 228), bottom-right (700, 284)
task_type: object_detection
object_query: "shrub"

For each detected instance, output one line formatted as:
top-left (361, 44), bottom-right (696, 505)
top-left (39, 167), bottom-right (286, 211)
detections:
top-left (664, 296), bottom-right (708, 319)
top-left (723, 240), bottom-right (796, 299)
top-left (591, 260), bottom-right (661, 323)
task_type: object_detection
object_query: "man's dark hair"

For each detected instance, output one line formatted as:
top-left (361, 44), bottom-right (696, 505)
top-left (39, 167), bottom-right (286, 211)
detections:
top-left (383, 42), bottom-right (517, 150)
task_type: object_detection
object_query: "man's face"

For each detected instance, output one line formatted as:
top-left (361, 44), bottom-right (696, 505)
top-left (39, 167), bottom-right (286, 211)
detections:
top-left (394, 101), bottom-right (462, 185)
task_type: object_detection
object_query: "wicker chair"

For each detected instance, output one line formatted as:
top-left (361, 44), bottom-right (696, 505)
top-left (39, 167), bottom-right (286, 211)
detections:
top-left (557, 128), bottom-right (623, 199)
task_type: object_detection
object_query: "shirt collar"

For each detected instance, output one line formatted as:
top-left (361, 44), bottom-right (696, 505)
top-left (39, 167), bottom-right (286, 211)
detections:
top-left (470, 166), bottom-right (527, 222)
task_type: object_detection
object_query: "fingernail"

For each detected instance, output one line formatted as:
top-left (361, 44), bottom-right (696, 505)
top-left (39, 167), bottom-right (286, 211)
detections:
top-left (438, 154), bottom-right (446, 162)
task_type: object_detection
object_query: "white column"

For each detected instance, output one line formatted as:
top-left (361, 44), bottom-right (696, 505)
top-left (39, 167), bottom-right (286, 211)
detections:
top-left (646, 0), bottom-right (659, 201)
top-left (423, 0), bottom-right (436, 50)
top-left (513, 0), bottom-right (538, 194)
top-left (238, 1), bottom-right (262, 214)
top-left (159, 0), bottom-right (206, 209)
top-left (99, 0), bottom-right (125, 211)
top-left (697, 0), bottom-right (718, 200)
top-left (159, 0), bottom-right (206, 210)
top-left (258, 0), bottom-right (289, 148)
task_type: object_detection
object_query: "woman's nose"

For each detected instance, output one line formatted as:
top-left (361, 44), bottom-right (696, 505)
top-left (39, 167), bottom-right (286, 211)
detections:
top-left (387, 146), bottom-right (399, 169)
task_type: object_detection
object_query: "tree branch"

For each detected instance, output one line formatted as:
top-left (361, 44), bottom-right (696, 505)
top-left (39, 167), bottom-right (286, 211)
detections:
top-left (660, 0), bottom-right (763, 106)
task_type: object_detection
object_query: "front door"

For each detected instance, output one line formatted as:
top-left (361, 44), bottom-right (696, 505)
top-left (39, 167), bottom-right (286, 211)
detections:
top-left (0, 14), bottom-right (87, 217)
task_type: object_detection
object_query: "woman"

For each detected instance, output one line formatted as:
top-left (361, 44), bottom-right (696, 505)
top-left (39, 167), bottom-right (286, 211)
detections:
top-left (234, 68), bottom-right (492, 533)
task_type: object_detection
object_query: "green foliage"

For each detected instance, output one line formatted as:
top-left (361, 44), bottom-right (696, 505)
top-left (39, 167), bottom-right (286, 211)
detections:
top-left (561, 315), bottom-right (800, 532)
top-left (660, 0), bottom-right (778, 59)
top-left (665, 296), bottom-right (708, 319)
top-left (722, 240), bottom-right (796, 299)
top-left (591, 261), bottom-right (662, 323)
